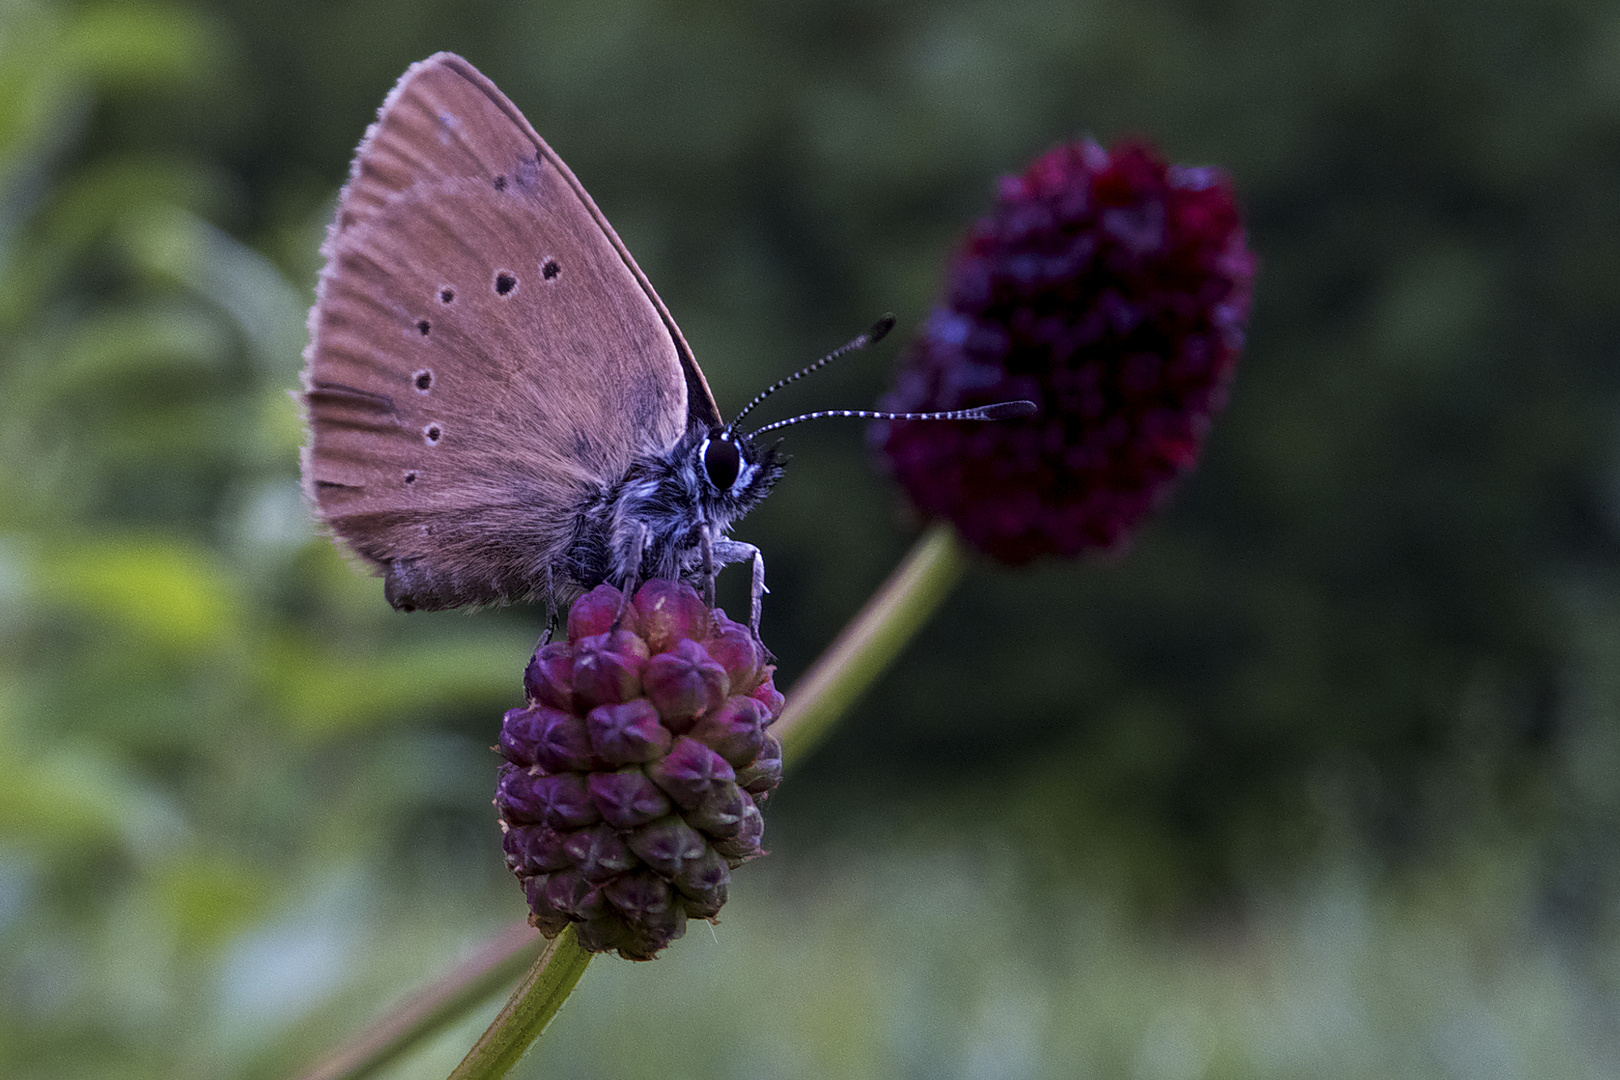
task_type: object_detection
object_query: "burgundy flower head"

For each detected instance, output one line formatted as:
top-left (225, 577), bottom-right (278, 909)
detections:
top-left (873, 138), bottom-right (1256, 563)
top-left (496, 580), bottom-right (783, 960)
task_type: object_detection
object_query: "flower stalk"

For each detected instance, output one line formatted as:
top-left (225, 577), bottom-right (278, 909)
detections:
top-left (772, 521), bottom-right (966, 762)
top-left (446, 927), bottom-right (593, 1080)
top-left (293, 921), bottom-right (542, 1080)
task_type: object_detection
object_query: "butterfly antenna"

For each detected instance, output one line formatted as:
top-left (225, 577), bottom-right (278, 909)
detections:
top-left (749, 399), bottom-right (1037, 439)
top-left (726, 314), bottom-right (898, 433)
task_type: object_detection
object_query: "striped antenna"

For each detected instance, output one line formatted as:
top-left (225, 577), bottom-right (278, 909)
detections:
top-left (726, 315), bottom-right (897, 433)
top-left (749, 399), bottom-right (1036, 438)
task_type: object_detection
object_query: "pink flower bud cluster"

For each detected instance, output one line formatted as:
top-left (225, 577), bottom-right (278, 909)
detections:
top-left (496, 580), bottom-right (784, 959)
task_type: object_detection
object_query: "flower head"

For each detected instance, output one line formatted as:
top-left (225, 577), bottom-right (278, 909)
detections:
top-left (496, 580), bottom-right (782, 960)
top-left (873, 138), bottom-right (1256, 563)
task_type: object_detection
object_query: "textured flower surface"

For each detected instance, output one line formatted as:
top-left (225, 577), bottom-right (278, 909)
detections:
top-left (874, 138), bottom-right (1256, 564)
top-left (496, 580), bottom-right (784, 960)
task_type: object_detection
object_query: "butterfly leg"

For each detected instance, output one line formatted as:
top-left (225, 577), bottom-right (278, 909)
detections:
top-left (614, 522), bottom-right (648, 628)
top-left (713, 539), bottom-right (766, 637)
top-left (538, 568), bottom-right (559, 645)
top-left (699, 530), bottom-right (718, 607)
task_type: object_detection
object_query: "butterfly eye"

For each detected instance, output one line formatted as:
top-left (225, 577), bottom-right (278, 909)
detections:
top-left (703, 434), bottom-right (742, 491)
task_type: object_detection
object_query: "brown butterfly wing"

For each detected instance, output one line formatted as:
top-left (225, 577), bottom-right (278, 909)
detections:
top-left (303, 53), bottom-right (720, 608)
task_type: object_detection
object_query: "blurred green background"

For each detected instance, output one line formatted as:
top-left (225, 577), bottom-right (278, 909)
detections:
top-left (5, 0), bottom-right (1620, 1076)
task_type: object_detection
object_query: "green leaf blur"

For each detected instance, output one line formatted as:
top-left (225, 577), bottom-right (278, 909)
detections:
top-left (4, 0), bottom-right (1620, 1077)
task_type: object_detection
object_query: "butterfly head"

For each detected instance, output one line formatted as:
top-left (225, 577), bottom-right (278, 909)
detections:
top-left (695, 426), bottom-right (784, 521)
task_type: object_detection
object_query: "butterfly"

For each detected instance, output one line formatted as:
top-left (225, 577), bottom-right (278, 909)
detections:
top-left (302, 53), bottom-right (1030, 630)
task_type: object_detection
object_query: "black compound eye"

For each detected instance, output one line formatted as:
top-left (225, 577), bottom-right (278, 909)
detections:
top-left (703, 434), bottom-right (742, 491)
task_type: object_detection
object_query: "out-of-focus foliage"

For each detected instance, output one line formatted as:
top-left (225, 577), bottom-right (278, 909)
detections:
top-left (4, 0), bottom-right (1620, 1076)
top-left (0, 2), bottom-right (541, 1075)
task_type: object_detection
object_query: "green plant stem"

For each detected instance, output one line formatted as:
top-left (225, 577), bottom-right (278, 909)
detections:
top-left (446, 925), bottom-right (593, 1080)
top-left (291, 523), bottom-right (967, 1080)
top-left (294, 921), bottom-right (543, 1080)
top-left (772, 521), bottom-right (967, 762)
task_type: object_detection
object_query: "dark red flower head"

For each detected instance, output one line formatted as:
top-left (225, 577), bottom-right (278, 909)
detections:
top-left (873, 138), bottom-right (1256, 563)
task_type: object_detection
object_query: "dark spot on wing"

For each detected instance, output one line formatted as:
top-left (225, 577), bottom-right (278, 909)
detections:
top-left (494, 174), bottom-right (508, 191)
top-left (414, 370), bottom-right (433, 392)
top-left (542, 259), bottom-right (561, 280)
top-left (416, 319), bottom-right (431, 335)
top-left (404, 470), bottom-right (418, 485)
top-left (439, 287), bottom-right (455, 303)
top-left (425, 424), bottom-right (442, 444)
top-left (495, 271), bottom-right (517, 296)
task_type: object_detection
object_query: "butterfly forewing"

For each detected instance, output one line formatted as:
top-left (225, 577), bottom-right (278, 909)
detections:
top-left (303, 53), bottom-right (717, 608)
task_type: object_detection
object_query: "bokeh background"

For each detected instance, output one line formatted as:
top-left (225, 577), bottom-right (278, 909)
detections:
top-left (5, 0), bottom-right (1620, 1077)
